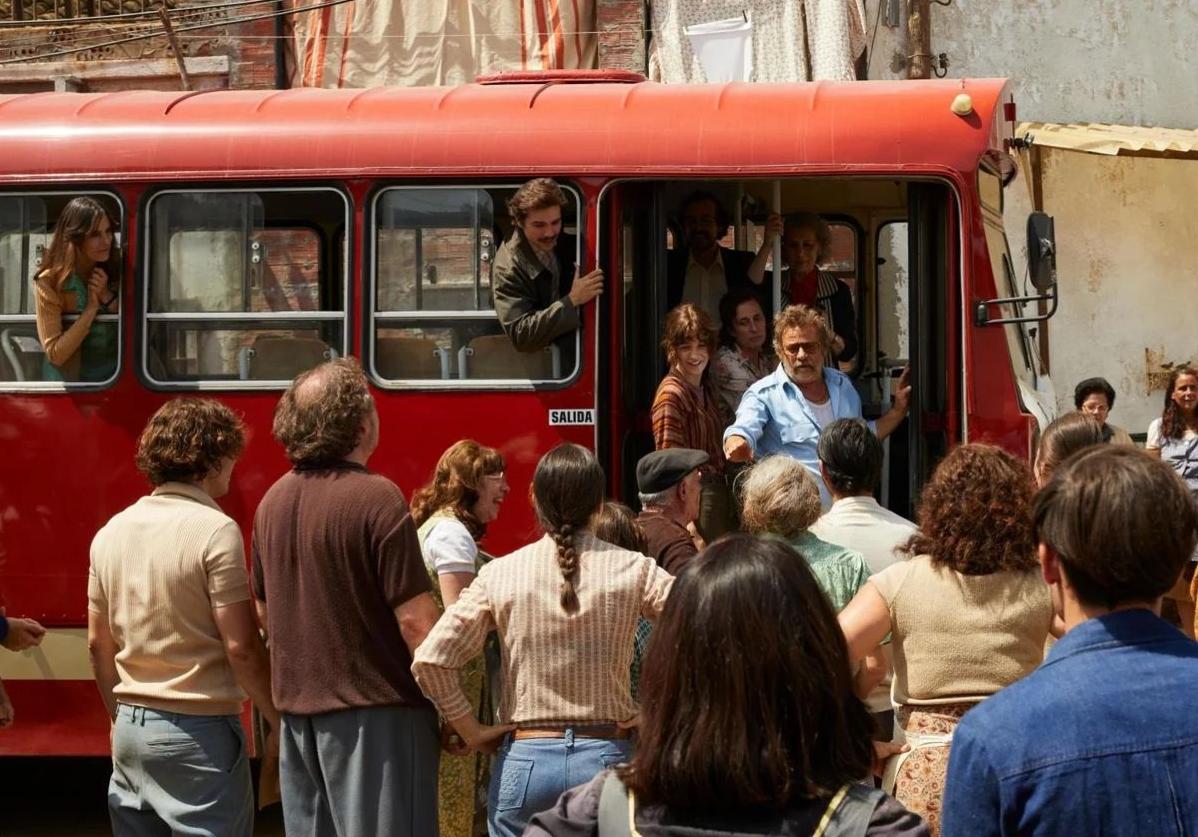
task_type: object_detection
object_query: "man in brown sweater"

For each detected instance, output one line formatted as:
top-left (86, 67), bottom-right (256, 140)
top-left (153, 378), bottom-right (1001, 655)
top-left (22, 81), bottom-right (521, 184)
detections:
top-left (635, 448), bottom-right (708, 575)
top-left (252, 358), bottom-right (442, 837)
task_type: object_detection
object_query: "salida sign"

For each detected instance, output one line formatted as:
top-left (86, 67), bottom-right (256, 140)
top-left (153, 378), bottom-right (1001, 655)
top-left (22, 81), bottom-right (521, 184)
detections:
top-left (548, 408), bottom-right (595, 426)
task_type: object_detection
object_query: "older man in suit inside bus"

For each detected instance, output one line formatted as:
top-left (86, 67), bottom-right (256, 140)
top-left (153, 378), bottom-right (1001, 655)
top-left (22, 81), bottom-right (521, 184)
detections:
top-left (723, 304), bottom-right (910, 507)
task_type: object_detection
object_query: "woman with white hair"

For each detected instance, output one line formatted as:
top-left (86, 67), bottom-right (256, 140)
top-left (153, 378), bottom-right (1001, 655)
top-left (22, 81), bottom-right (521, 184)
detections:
top-left (739, 454), bottom-right (871, 612)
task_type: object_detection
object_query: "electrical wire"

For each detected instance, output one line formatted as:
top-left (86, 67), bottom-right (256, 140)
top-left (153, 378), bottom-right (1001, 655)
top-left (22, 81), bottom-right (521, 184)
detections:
top-left (0, 0), bottom-right (353, 64)
top-left (864, 0), bottom-right (885, 80)
top-left (0, 0), bottom-right (278, 25)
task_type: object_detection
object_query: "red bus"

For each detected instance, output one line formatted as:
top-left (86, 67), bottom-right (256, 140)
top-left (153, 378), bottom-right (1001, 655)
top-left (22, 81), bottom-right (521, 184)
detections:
top-left (0, 74), bottom-right (1056, 755)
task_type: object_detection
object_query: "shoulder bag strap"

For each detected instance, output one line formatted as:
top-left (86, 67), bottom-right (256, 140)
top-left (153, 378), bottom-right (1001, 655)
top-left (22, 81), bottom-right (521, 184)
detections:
top-left (597, 771), bottom-right (634, 837)
top-left (814, 783), bottom-right (887, 837)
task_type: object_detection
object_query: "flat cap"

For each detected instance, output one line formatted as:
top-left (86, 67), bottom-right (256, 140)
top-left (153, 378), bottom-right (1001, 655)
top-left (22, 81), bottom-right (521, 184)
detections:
top-left (636, 448), bottom-right (709, 494)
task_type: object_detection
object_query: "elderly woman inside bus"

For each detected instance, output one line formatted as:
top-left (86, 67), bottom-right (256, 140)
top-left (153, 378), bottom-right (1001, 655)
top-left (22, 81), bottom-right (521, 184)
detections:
top-left (33, 197), bottom-right (120, 382)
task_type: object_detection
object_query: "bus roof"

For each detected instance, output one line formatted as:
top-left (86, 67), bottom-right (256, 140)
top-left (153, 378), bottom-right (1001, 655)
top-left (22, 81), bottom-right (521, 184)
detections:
top-left (0, 78), bottom-right (1010, 182)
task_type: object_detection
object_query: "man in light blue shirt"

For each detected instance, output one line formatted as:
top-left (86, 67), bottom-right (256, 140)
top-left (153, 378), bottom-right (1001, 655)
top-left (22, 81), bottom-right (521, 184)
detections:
top-left (723, 305), bottom-right (909, 506)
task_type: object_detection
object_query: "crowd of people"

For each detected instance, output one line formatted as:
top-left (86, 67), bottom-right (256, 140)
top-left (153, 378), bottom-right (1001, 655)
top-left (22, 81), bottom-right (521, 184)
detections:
top-left (8, 176), bottom-right (1198, 837)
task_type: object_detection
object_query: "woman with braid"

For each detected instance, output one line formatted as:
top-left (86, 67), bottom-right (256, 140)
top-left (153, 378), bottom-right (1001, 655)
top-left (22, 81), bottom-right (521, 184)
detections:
top-left (413, 443), bottom-right (675, 837)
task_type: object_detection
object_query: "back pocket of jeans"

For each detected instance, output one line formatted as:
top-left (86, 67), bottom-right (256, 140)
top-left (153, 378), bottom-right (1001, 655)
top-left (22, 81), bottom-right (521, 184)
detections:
top-left (495, 757), bottom-right (534, 812)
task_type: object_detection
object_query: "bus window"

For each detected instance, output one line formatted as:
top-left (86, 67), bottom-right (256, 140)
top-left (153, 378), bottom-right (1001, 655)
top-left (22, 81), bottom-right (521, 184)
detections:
top-left (0, 192), bottom-right (122, 389)
top-left (143, 189), bottom-right (348, 387)
top-left (370, 185), bottom-right (581, 387)
top-left (877, 221), bottom-right (910, 365)
top-left (978, 168), bottom-right (1038, 390)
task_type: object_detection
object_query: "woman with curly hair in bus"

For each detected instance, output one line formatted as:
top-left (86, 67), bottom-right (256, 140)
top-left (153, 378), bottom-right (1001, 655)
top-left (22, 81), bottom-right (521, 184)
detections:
top-left (33, 196), bottom-right (120, 382)
top-left (837, 445), bottom-right (1054, 836)
top-left (412, 443), bottom-right (674, 837)
top-left (410, 439), bottom-right (510, 837)
top-left (652, 303), bottom-right (734, 541)
top-left (526, 535), bottom-right (928, 836)
top-left (1147, 365), bottom-right (1198, 636)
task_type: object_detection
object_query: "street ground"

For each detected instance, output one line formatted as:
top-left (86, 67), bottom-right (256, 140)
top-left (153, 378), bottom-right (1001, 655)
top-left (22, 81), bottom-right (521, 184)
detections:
top-left (0, 757), bottom-right (284, 836)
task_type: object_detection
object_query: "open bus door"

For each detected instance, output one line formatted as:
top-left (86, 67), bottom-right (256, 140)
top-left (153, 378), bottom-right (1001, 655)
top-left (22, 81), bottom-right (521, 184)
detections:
top-left (900, 182), bottom-right (954, 518)
top-left (599, 182), bottom-right (668, 502)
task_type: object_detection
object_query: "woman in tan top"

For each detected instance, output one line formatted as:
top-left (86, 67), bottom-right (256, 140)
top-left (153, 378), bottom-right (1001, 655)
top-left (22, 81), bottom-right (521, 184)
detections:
top-left (412, 443), bottom-right (674, 837)
top-left (838, 445), bottom-right (1054, 837)
top-left (34, 196), bottom-right (120, 382)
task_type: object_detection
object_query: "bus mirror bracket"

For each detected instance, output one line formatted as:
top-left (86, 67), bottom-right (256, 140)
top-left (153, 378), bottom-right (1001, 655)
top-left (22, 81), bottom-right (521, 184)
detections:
top-left (973, 287), bottom-right (1058, 326)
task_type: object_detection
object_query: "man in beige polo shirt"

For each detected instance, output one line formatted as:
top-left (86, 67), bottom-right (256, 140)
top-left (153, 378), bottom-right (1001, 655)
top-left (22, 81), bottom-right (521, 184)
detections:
top-left (88, 398), bottom-right (277, 837)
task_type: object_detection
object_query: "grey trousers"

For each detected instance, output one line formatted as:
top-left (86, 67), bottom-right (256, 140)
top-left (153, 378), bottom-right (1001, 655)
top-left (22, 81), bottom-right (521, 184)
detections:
top-left (108, 704), bottom-right (253, 837)
top-left (281, 704), bottom-right (440, 837)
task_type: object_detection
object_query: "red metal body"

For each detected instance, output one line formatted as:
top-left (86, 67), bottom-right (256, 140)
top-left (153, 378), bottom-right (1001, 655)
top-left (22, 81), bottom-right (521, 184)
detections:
top-left (0, 78), bottom-right (1033, 755)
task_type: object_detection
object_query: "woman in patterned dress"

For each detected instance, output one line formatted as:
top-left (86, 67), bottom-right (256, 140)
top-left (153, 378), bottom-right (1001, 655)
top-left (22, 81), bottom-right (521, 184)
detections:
top-left (837, 445), bottom-right (1055, 836)
top-left (411, 440), bottom-right (509, 837)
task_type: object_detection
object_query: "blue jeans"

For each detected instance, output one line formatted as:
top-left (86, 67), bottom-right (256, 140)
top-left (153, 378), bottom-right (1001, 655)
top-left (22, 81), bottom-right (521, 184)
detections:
top-left (108, 704), bottom-right (253, 837)
top-left (488, 730), bottom-right (633, 837)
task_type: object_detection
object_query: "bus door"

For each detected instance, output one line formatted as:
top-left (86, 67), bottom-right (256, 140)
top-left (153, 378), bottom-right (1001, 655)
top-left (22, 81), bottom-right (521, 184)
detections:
top-left (900, 182), bottom-right (954, 515)
top-left (598, 181), bottom-right (667, 502)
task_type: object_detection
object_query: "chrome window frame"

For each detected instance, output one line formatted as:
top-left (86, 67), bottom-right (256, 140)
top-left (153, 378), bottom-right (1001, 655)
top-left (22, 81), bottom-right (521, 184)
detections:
top-left (367, 182), bottom-right (584, 391)
top-left (140, 186), bottom-right (351, 391)
top-left (0, 189), bottom-right (124, 393)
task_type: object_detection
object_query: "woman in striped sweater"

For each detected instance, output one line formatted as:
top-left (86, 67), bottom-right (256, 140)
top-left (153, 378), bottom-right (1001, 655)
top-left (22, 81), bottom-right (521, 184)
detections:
top-left (412, 443), bottom-right (674, 837)
top-left (651, 304), bottom-right (733, 542)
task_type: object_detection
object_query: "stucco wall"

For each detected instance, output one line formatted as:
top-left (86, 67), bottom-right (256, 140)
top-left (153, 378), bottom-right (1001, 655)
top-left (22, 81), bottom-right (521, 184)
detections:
top-left (864, 0), bottom-right (1198, 430)
top-left (863, 0), bottom-right (1198, 127)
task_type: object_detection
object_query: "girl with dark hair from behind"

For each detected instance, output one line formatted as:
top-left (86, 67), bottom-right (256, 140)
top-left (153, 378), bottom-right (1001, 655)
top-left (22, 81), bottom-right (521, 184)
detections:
top-left (412, 444), bottom-right (675, 837)
top-left (527, 534), bottom-right (928, 836)
top-left (34, 196), bottom-right (120, 382)
top-left (1146, 364), bottom-right (1198, 637)
top-left (1033, 412), bottom-right (1104, 488)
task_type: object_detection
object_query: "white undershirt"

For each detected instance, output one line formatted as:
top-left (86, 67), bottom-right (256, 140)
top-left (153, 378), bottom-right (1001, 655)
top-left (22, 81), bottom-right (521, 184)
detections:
top-left (809, 396), bottom-right (835, 430)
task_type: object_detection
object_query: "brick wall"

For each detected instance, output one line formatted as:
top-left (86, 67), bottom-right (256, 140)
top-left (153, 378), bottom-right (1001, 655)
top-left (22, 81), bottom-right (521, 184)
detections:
top-left (596, 0), bottom-right (647, 74)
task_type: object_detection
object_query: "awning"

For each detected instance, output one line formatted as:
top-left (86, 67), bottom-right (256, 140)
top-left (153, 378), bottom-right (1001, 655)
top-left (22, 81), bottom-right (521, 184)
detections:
top-left (1017, 122), bottom-right (1198, 158)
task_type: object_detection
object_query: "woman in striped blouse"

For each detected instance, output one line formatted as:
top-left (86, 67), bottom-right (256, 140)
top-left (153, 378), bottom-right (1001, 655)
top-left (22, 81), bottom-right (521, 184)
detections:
top-left (651, 303), bottom-right (734, 542)
top-left (411, 443), bottom-right (674, 837)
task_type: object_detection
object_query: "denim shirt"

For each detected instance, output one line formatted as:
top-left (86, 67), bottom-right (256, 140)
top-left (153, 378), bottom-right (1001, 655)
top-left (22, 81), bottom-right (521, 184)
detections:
top-left (723, 364), bottom-right (872, 506)
top-left (942, 610), bottom-right (1198, 837)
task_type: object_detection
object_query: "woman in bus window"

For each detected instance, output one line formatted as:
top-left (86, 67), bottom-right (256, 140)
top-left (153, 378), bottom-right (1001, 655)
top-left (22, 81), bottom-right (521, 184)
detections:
top-left (410, 439), bottom-right (510, 837)
top-left (710, 288), bottom-right (775, 423)
top-left (412, 443), bottom-right (674, 837)
top-left (34, 197), bottom-right (119, 382)
top-left (1147, 365), bottom-right (1198, 637)
top-left (651, 304), bottom-right (734, 542)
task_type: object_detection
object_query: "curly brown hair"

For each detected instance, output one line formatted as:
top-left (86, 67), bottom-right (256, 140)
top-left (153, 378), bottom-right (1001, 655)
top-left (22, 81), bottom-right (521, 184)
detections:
top-left (773, 304), bottom-right (832, 357)
top-left (410, 439), bottom-right (506, 539)
top-left (135, 398), bottom-right (245, 486)
top-left (506, 177), bottom-right (568, 225)
top-left (272, 358), bottom-right (374, 467)
top-left (902, 444), bottom-right (1037, 575)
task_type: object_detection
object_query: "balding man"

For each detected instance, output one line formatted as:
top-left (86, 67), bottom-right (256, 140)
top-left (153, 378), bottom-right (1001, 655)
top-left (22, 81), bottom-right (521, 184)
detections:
top-left (252, 358), bottom-right (442, 836)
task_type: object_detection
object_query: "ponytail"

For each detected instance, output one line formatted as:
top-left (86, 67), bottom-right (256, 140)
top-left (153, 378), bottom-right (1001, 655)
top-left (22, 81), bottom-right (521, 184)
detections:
top-left (550, 523), bottom-right (580, 614)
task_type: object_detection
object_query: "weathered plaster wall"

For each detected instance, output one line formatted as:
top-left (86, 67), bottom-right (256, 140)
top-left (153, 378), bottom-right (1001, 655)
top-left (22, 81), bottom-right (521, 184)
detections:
top-left (864, 0), bottom-right (1198, 429)
top-left (863, 0), bottom-right (1198, 127)
top-left (1030, 148), bottom-right (1198, 435)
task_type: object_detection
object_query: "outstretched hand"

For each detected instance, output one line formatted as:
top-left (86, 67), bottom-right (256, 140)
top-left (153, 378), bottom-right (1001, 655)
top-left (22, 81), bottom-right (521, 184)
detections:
top-left (1, 611), bottom-right (46, 652)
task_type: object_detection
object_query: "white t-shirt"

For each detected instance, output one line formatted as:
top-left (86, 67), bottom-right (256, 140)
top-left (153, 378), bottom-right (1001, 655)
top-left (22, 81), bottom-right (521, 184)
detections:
top-left (809, 396), bottom-right (836, 430)
top-left (421, 517), bottom-right (479, 576)
top-left (1146, 417), bottom-right (1198, 450)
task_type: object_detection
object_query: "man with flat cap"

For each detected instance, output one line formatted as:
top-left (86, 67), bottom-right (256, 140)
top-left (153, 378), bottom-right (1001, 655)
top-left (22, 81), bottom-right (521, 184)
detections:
top-left (635, 448), bottom-right (708, 575)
